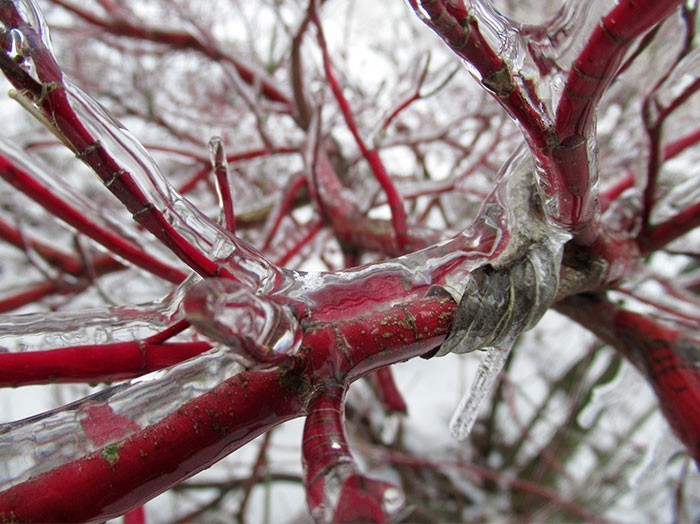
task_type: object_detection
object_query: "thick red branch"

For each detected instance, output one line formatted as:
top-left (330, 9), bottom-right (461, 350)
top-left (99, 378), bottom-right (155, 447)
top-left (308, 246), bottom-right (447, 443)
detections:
top-left (557, 294), bottom-right (700, 466)
top-left (0, 292), bottom-right (455, 521)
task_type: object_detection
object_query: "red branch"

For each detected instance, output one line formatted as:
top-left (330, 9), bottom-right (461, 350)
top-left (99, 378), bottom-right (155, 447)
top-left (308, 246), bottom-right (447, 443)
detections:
top-left (557, 295), bottom-right (700, 466)
top-left (0, 5), bottom-right (228, 279)
top-left (0, 155), bottom-right (186, 283)
top-left (310, 5), bottom-right (410, 250)
top-left (0, 340), bottom-right (212, 387)
top-left (638, 200), bottom-right (700, 255)
top-left (0, 293), bottom-right (456, 521)
top-left (48, 0), bottom-right (292, 107)
top-left (302, 381), bottom-right (404, 522)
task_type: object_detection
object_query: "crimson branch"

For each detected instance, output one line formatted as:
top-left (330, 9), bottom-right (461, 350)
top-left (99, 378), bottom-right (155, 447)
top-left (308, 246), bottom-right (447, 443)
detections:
top-left (0, 0), bottom-right (698, 522)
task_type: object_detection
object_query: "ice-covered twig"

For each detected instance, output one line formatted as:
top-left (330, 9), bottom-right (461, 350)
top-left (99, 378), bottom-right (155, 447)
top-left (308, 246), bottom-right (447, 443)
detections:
top-left (0, 280), bottom-right (213, 385)
top-left (0, 283), bottom-right (189, 350)
top-left (302, 382), bottom-right (406, 524)
top-left (0, 0), bottom-right (292, 292)
top-left (310, 3), bottom-right (410, 250)
top-left (0, 345), bottom-right (244, 496)
top-left (0, 140), bottom-right (186, 283)
top-left (209, 137), bottom-right (236, 234)
top-left (557, 294), bottom-right (700, 466)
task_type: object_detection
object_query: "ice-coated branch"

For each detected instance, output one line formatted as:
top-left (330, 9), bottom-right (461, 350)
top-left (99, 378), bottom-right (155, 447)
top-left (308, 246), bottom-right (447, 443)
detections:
top-left (557, 294), bottom-right (700, 466)
top-left (0, 286), bottom-right (186, 350)
top-left (409, 0), bottom-right (685, 244)
top-left (0, 339), bottom-right (212, 386)
top-left (409, 0), bottom-right (551, 147)
top-left (0, 280), bottom-right (214, 385)
top-left (302, 382), bottom-right (405, 523)
top-left (209, 137), bottom-right (236, 234)
top-left (183, 278), bottom-right (303, 369)
top-left (310, 2), bottom-right (410, 251)
top-left (0, 141), bottom-right (186, 284)
top-left (0, 0), bottom-right (286, 288)
top-left (0, 346), bottom-right (252, 522)
top-left (556, 0), bottom-right (686, 139)
top-left (0, 286), bottom-right (212, 387)
top-left (0, 291), bottom-right (456, 522)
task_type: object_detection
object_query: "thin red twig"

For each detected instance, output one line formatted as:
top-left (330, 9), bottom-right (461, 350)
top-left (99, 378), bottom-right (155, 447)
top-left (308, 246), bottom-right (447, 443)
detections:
top-left (310, 4), bottom-right (410, 250)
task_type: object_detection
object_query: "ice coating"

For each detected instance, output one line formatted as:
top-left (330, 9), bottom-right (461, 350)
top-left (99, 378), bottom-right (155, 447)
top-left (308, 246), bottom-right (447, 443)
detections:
top-left (0, 0), bottom-right (53, 83)
top-left (466, 0), bottom-right (524, 68)
top-left (62, 80), bottom-right (293, 291)
top-left (283, 147), bottom-right (540, 318)
top-left (0, 280), bottom-right (191, 352)
top-left (91, 80), bottom-right (298, 285)
top-left (184, 278), bottom-right (303, 367)
top-left (521, 0), bottom-right (611, 108)
top-left (0, 135), bottom-right (184, 276)
top-left (0, 344), bottom-right (242, 490)
top-left (302, 382), bottom-right (407, 523)
top-left (208, 136), bottom-right (236, 232)
top-left (437, 231), bottom-right (565, 356)
top-left (63, 81), bottom-right (233, 261)
top-left (14, 0), bottom-right (52, 51)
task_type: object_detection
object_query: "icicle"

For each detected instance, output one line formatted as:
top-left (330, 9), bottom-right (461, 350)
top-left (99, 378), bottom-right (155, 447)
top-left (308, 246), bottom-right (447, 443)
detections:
top-left (449, 339), bottom-right (514, 440)
top-left (443, 233), bottom-right (566, 439)
top-left (434, 149), bottom-right (570, 439)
